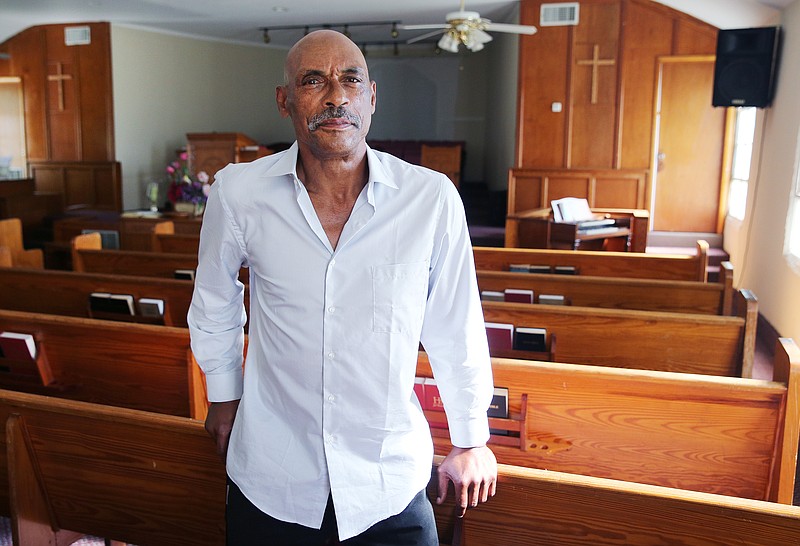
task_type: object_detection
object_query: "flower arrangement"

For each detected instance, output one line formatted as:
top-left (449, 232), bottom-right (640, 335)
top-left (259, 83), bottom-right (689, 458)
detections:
top-left (165, 151), bottom-right (211, 209)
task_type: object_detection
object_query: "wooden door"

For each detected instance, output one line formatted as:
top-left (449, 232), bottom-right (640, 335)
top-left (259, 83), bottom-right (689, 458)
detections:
top-left (651, 56), bottom-right (726, 232)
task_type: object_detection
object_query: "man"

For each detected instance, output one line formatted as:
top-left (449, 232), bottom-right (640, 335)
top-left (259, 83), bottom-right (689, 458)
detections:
top-left (188, 29), bottom-right (496, 545)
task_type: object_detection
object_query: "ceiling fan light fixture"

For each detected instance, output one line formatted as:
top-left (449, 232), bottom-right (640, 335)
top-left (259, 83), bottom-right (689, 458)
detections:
top-left (438, 31), bottom-right (460, 53)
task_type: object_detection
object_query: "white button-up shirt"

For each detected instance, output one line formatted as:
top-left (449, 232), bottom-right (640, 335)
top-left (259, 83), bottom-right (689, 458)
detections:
top-left (188, 143), bottom-right (493, 540)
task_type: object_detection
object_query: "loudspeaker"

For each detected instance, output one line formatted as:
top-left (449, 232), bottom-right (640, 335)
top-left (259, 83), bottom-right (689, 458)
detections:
top-left (712, 26), bottom-right (780, 108)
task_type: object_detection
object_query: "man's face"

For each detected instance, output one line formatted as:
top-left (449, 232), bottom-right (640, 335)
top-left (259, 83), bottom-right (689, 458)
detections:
top-left (277, 32), bottom-right (376, 159)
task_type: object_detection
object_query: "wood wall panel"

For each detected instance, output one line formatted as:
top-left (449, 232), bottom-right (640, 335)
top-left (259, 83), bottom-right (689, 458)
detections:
top-left (673, 18), bottom-right (718, 55)
top-left (618, 1), bottom-right (673, 170)
top-left (45, 28), bottom-right (81, 161)
top-left (569, 1), bottom-right (620, 168)
top-left (29, 161), bottom-right (121, 211)
top-left (516, 0), bottom-right (571, 167)
top-left (76, 23), bottom-right (114, 161)
top-left (7, 27), bottom-right (48, 162)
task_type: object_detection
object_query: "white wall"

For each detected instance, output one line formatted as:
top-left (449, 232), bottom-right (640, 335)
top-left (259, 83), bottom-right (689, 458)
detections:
top-left (111, 25), bottom-right (295, 210)
top-left (735, 1), bottom-right (800, 341)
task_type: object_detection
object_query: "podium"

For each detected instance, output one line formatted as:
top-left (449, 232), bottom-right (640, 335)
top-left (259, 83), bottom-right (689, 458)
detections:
top-left (186, 132), bottom-right (273, 181)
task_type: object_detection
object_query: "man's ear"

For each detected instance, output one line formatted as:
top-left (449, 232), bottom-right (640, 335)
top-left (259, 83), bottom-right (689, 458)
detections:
top-left (276, 85), bottom-right (290, 118)
top-left (370, 80), bottom-right (377, 114)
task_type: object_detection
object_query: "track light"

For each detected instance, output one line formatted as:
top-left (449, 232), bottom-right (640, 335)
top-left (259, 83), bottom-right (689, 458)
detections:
top-left (391, 22), bottom-right (399, 39)
top-left (262, 29), bottom-right (270, 44)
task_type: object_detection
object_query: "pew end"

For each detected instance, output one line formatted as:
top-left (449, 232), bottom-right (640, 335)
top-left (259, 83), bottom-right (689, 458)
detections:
top-left (0, 218), bottom-right (43, 269)
top-left (770, 337), bottom-right (800, 503)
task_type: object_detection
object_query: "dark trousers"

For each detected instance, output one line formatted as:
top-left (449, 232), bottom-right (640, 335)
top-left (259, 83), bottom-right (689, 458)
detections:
top-left (226, 479), bottom-right (438, 546)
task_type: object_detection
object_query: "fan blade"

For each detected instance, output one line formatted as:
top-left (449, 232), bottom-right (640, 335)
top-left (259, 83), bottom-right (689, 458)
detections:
top-left (483, 22), bottom-right (538, 35)
top-left (399, 24), bottom-right (449, 30)
top-left (406, 29), bottom-right (446, 44)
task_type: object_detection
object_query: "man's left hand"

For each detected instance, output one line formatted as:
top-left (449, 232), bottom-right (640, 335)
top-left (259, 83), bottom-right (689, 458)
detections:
top-left (436, 445), bottom-right (497, 517)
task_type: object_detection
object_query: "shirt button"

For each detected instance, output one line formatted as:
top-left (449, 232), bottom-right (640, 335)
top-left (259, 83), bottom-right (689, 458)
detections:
top-left (328, 352), bottom-right (335, 359)
top-left (327, 394), bottom-right (336, 403)
top-left (329, 259), bottom-right (336, 267)
top-left (328, 306), bottom-right (336, 313)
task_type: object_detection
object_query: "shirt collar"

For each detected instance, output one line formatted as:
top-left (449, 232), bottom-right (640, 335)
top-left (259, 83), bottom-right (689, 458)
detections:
top-left (260, 141), bottom-right (400, 192)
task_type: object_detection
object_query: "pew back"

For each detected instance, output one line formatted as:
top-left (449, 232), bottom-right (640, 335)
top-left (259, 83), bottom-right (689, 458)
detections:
top-left (0, 390), bottom-right (225, 545)
top-left (477, 264), bottom-right (734, 315)
top-left (473, 241), bottom-right (709, 281)
top-left (448, 461), bottom-right (800, 546)
top-left (0, 267), bottom-right (195, 327)
top-left (0, 310), bottom-right (195, 417)
top-left (480, 290), bottom-right (757, 377)
top-left (419, 337), bottom-right (800, 503)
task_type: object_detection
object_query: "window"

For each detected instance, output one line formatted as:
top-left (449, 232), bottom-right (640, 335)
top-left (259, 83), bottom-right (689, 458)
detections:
top-left (727, 107), bottom-right (757, 221)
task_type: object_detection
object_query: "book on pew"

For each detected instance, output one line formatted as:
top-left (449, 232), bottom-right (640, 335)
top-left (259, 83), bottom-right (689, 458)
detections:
top-left (137, 298), bottom-right (165, 318)
top-left (89, 292), bottom-right (136, 315)
top-left (0, 331), bottom-right (37, 360)
top-left (488, 386), bottom-right (509, 436)
top-left (423, 378), bottom-right (447, 429)
top-left (509, 263), bottom-right (530, 273)
top-left (513, 327), bottom-right (547, 352)
top-left (480, 290), bottom-right (505, 302)
top-left (529, 264), bottom-right (551, 274)
top-left (485, 322), bottom-right (514, 352)
top-left (538, 294), bottom-right (566, 306)
top-left (554, 265), bottom-right (577, 275)
top-left (504, 288), bottom-right (534, 304)
top-left (174, 269), bottom-right (196, 281)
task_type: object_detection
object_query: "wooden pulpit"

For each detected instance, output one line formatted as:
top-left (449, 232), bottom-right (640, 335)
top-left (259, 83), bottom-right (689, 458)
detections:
top-left (186, 132), bottom-right (273, 181)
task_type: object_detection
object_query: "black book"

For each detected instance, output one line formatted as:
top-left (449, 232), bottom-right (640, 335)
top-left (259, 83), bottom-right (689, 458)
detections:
top-left (89, 292), bottom-right (135, 315)
top-left (488, 387), bottom-right (509, 436)
top-left (513, 327), bottom-right (547, 352)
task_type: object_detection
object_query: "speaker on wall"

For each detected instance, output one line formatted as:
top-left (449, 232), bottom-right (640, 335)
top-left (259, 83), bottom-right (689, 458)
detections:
top-left (712, 26), bottom-right (780, 108)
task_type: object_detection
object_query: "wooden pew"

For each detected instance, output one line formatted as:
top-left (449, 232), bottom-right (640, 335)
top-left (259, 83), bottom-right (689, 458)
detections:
top-left (71, 232), bottom-right (249, 282)
top-left (2, 391), bottom-right (799, 546)
top-left (0, 218), bottom-right (43, 268)
top-left (477, 261), bottom-right (734, 315)
top-left (151, 220), bottom-right (201, 254)
top-left (473, 241), bottom-right (710, 281)
top-left (418, 336), bottom-right (800, 503)
top-left (0, 266), bottom-right (195, 327)
top-left (0, 310), bottom-right (202, 419)
top-left (0, 389), bottom-right (225, 544)
top-left (436, 460), bottom-right (800, 546)
top-left (480, 289), bottom-right (758, 377)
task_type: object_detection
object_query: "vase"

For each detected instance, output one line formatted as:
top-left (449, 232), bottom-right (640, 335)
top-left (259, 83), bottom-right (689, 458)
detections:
top-left (174, 201), bottom-right (203, 216)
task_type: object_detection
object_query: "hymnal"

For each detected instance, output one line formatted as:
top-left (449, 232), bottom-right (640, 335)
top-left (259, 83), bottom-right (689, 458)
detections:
top-left (538, 294), bottom-right (566, 306)
top-left (480, 290), bottom-right (505, 302)
top-left (529, 264), bottom-right (551, 274)
top-left (554, 265), bottom-right (577, 275)
top-left (504, 288), bottom-right (534, 304)
top-left (551, 197), bottom-right (596, 223)
top-left (174, 269), bottom-right (196, 281)
top-left (89, 292), bottom-right (135, 315)
top-left (514, 327), bottom-right (547, 352)
top-left (0, 331), bottom-right (37, 360)
top-left (424, 378), bottom-right (447, 429)
top-left (488, 386), bottom-right (509, 436)
top-left (138, 298), bottom-right (165, 317)
top-left (485, 322), bottom-right (514, 352)
top-left (509, 263), bottom-right (530, 273)
top-left (414, 377), bottom-right (425, 405)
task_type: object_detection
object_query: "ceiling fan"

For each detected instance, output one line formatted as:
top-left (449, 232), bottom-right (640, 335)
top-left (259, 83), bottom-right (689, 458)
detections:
top-left (401, 0), bottom-right (537, 53)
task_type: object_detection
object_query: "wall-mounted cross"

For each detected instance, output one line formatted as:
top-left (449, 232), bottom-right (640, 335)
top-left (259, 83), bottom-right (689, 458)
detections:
top-left (577, 44), bottom-right (616, 104)
top-left (47, 62), bottom-right (73, 112)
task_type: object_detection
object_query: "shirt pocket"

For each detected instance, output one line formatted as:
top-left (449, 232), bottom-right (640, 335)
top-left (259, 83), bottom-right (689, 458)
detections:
top-left (372, 262), bottom-right (428, 334)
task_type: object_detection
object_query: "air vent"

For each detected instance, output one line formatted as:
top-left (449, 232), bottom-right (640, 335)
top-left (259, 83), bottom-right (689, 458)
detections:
top-left (65, 26), bottom-right (91, 46)
top-left (540, 3), bottom-right (580, 26)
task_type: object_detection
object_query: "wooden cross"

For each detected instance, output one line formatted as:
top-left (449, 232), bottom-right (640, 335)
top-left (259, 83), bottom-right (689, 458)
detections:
top-left (576, 44), bottom-right (616, 104)
top-left (47, 62), bottom-right (73, 111)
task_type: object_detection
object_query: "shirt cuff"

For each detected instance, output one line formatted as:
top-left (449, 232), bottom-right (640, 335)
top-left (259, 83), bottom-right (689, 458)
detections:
top-left (447, 414), bottom-right (491, 449)
top-left (205, 369), bottom-right (244, 402)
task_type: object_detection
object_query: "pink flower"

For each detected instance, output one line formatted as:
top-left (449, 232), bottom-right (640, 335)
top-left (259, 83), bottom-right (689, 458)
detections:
top-left (166, 165), bottom-right (175, 174)
top-left (197, 171), bottom-right (210, 184)
top-left (179, 152), bottom-right (188, 161)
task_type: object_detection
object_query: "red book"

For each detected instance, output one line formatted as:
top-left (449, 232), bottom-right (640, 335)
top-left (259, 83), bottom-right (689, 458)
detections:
top-left (0, 332), bottom-right (37, 361)
top-left (504, 288), bottom-right (534, 304)
top-left (485, 322), bottom-right (514, 351)
top-left (424, 378), bottom-right (447, 429)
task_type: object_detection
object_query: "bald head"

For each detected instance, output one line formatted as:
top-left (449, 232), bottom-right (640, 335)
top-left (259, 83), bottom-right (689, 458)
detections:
top-left (283, 30), bottom-right (368, 85)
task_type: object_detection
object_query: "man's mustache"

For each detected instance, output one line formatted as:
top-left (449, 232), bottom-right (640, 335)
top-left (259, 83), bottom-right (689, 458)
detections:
top-left (307, 106), bottom-right (361, 131)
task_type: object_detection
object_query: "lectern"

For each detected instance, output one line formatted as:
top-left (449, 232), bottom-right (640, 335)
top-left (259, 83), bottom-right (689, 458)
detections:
top-left (186, 132), bottom-right (272, 181)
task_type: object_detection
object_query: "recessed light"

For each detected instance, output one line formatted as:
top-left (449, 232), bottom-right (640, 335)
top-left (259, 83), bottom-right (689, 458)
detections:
top-left (272, 6), bottom-right (288, 12)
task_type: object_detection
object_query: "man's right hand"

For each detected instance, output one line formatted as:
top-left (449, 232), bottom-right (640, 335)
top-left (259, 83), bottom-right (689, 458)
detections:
top-left (205, 399), bottom-right (240, 460)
